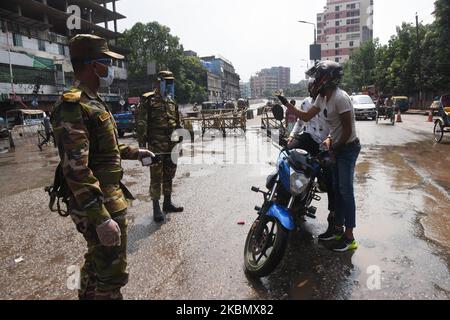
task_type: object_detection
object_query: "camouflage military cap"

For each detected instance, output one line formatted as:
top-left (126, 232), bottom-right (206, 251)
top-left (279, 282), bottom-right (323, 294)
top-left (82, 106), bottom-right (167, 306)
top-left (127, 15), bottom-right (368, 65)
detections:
top-left (69, 34), bottom-right (124, 62)
top-left (158, 71), bottom-right (175, 80)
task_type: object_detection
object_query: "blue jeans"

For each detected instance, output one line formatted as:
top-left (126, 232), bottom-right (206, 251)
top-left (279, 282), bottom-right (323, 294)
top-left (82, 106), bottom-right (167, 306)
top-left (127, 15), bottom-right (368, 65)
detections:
top-left (332, 141), bottom-right (361, 229)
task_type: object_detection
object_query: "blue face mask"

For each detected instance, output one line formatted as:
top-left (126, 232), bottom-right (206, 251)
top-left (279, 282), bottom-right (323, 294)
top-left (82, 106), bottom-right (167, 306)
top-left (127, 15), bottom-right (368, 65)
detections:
top-left (160, 79), bottom-right (175, 99)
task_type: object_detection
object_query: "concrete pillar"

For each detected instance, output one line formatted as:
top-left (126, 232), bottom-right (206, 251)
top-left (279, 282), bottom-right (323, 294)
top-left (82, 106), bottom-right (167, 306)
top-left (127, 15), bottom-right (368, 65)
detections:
top-left (104, 0), bottom-right (109, 29)
top-left (113, 1), bottom-right (118, 32)
top-left (113, 0), bottom-right (118, 45)
top-left (42, 0), bottom-right (49, 27)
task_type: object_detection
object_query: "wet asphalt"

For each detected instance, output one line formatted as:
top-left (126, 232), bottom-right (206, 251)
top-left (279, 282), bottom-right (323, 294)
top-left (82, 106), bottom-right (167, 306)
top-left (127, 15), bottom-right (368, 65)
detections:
top-left (0, 114), bottom-right (449, 300)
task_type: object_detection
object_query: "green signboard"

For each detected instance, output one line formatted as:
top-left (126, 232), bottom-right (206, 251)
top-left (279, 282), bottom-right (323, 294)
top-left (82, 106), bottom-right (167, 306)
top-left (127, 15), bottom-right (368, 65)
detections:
top-left (26, 54), bottom-right (54, 70)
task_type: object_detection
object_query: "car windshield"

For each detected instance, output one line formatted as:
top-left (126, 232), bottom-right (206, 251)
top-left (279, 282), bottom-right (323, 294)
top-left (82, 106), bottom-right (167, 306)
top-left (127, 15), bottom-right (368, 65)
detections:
top-left (395, 99), bottom-right (408, 107)
top-left (353, 96), bottom-right (373, 104)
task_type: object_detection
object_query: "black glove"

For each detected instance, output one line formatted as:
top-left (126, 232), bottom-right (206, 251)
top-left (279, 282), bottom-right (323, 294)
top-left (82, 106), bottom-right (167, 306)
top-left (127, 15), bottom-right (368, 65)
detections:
top-left (277, 95), bottom-right (289, 106)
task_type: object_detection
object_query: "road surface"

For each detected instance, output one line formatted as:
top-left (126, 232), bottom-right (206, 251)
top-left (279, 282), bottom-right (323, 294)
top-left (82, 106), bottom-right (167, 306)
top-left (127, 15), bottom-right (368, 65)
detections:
top-left (0, 114), bottom-right (449, 300)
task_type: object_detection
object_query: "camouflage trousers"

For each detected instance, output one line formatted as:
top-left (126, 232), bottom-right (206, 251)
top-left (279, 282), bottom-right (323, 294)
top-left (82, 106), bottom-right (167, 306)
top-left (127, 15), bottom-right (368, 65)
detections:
top-left (150, 154), bottom-right (177, 200)
top-left (70, 209), bottom-right (128, 300)
top-left (148, 135), bottom-right (178, 200)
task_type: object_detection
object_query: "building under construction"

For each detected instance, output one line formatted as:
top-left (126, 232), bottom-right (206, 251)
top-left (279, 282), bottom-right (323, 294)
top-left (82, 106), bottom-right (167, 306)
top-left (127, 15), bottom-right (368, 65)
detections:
top-left (0, 0), bottom-right (128, 113)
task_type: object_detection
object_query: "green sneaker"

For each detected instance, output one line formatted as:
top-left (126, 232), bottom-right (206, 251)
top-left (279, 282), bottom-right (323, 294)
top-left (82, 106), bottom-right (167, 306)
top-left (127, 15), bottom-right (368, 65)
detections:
top-left (334, 233), bottom-right (345, 241)
top-left (331, 237), bottom-right (359, 252)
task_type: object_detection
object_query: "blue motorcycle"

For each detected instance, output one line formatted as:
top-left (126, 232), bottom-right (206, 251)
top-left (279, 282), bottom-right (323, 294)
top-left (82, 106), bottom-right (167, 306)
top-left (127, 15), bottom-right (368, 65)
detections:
top-left (244, 105), bottom-right (332, 278)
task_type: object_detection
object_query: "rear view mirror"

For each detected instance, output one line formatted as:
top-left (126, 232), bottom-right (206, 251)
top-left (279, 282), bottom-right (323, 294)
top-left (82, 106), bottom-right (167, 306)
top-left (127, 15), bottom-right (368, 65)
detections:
top-left (272, 104), bottom-right (284, 121)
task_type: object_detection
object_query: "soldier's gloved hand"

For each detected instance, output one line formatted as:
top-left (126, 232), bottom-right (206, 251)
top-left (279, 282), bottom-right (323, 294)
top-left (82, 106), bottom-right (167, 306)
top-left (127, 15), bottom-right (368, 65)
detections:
top-left (138, 149), bottom-right (156, 166)
top-left (138, 149), bottom-right (155, 161)
top-left (96, 219), bottom-right (121, 247)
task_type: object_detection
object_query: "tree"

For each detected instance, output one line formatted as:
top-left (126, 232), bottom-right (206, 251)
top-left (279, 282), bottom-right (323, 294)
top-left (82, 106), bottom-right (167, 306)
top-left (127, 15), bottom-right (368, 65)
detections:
top-left (119, 22), bottom-right (184, 76)
top-left (175, 56), bottom-right (208, 104)
top-left (342, 39), bottom-right (378, 93)
top-left (118, 22), bottom-right (207, 103)
top-left (432, 0), bottom-right (450, 93)
top-left (343, 23), bottom-right (432, 97)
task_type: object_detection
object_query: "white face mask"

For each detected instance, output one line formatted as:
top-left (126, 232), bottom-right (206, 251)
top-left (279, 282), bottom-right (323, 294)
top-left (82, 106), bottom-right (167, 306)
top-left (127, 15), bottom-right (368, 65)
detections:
top-left (96, 65), bottom-right (115, 88)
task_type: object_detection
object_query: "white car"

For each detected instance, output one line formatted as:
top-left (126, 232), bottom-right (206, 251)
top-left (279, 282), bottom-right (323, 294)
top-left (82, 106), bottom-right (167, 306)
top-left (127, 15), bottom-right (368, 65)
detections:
top-left (351, 95), bottom-right (377, 120)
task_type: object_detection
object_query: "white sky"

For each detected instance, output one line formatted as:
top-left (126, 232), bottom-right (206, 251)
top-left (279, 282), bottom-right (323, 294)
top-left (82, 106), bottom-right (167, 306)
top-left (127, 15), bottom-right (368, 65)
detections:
top-left (116, 0), bottom-right (436, 83)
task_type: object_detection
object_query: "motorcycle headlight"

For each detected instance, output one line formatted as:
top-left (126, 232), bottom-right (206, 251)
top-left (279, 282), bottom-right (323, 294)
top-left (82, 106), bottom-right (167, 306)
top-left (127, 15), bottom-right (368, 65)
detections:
top-left (290, 169), bottom-right (310, 196)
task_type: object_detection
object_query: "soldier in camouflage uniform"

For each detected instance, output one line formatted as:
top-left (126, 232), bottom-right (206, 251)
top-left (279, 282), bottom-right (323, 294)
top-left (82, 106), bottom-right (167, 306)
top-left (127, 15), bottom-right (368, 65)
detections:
top-left (136, 71), bottom-right (184, 223)
top-left (51, 34), bottom-right (155, 300)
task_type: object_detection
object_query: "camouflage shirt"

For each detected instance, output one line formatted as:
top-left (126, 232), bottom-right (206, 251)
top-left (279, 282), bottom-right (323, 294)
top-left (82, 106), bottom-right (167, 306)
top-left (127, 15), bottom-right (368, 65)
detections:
top-left (135, 92), bottom-right (182, 146)
top-left (51, 85), bottom-right (139, 225)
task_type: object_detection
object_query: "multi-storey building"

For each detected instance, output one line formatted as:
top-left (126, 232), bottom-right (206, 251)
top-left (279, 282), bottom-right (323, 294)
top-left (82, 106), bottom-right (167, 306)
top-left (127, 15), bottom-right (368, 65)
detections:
top-left (205, 71), bottom-right (222, 103)
top-left (271, 67), bottom-right (291, 91)
top-left (239, 82), bottom-right (251, 99)
top-left (250, 73), bottom-right (277, 99)
top-left (317, 0), bottom-right (374, 64)
top-left (0, 0), bottom-right (128, 113)
top-left (250, 66), bottom-right (291, 98)
top-left (201, 55), bottom-right (241, 101)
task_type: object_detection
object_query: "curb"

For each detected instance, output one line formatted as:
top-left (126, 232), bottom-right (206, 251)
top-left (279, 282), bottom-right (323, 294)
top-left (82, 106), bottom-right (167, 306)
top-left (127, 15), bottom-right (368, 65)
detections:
top-left (405, 110), bottom-right (430, 116)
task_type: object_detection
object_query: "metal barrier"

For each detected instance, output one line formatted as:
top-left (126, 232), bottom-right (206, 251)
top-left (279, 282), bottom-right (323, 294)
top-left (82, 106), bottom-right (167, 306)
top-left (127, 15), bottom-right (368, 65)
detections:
top-left (261, 108), bottom-right (286, 133)
top-left (182, 109), bottom-right (248, 138)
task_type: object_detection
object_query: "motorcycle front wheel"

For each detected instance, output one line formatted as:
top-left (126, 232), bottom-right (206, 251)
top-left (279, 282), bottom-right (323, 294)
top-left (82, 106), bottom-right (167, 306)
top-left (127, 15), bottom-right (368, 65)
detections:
top-left (244, 216), bottom-right (289, 278)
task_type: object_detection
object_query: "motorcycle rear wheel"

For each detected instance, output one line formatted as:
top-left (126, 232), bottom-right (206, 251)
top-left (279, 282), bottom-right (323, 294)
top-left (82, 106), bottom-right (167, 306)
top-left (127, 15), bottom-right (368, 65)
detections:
top-left (244, 216), bottom-right (289, 278)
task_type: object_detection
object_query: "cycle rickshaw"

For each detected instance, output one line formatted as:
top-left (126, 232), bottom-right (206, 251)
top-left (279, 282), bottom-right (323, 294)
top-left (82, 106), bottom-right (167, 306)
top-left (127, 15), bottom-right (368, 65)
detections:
top-left (376, 98), bottom-right (396, 125)
top-left (434, 93), bottom-right (450, 143)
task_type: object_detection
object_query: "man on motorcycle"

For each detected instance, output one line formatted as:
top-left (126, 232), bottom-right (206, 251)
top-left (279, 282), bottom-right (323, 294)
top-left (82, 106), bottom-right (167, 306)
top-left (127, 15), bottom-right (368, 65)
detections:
top-left (287, 79), bottom-right (335, 222)
top-left (276, 61), bottom-right (361, 252)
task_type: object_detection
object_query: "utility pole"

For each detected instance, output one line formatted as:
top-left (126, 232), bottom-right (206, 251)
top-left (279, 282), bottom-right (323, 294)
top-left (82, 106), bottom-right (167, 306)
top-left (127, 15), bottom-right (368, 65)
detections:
top-left (4, 21), bottom-right (15, 97)
top-left (416, 12), bottom-right (423, 108)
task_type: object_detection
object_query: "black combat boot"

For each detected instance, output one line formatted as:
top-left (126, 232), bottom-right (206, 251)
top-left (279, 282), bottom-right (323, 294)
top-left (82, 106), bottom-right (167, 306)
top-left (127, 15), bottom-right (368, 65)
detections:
top-left (163, 194), bottom-right (184, 213)
top-left (153, 200), bottom-right (164, 223)
top-left (95, 289), bottom-right (123, 300)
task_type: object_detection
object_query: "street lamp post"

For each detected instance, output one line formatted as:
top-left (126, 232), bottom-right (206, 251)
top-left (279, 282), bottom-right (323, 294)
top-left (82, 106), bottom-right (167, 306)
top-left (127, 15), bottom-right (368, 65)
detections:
top-left (298, 20), bottom-right (317, 44)
top-left (298, 20), bottom-right (318, 63)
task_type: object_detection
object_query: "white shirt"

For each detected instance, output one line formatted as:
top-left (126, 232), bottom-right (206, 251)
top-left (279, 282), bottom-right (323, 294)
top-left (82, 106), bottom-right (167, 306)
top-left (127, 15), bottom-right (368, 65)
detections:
top-left (290, 97), bottom-right (330, 144)
top-left (314, 88), bottom-right (357, 146)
